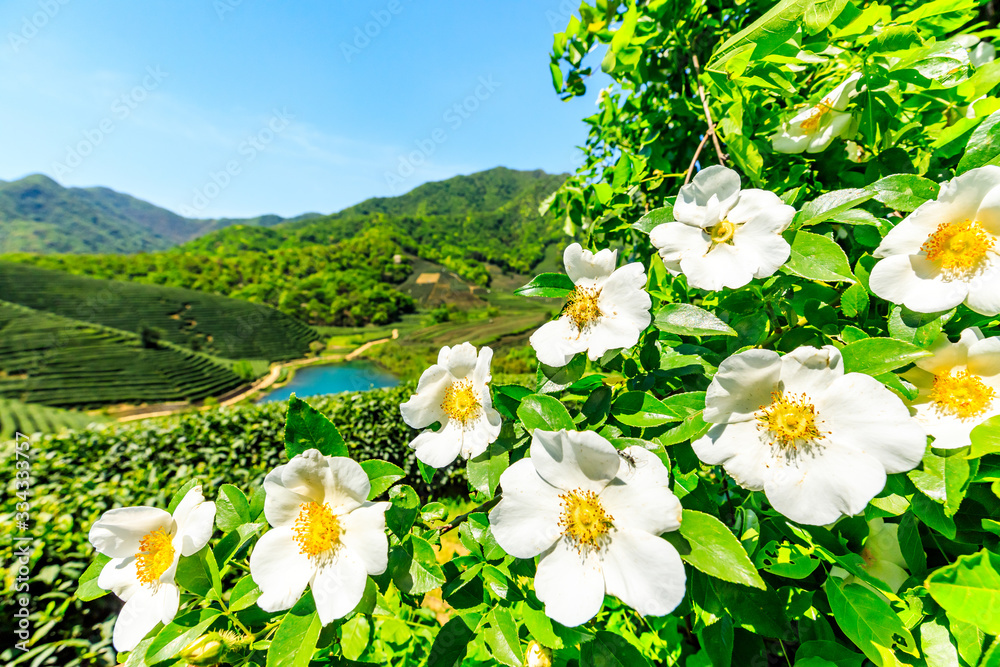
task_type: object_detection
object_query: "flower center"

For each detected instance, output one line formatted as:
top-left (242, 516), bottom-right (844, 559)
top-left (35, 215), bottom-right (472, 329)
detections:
top-left (441, 378), bottom-right (481, 425)
top-left (564, 286), bottom-right (602, 331)
top-left (756, 391), bottom-right (824, 447)
top-left (135, 527), bottom-right (175, 586)
top-left (921, 220), bottom-right (994, 275)
top-left (293, 502), bottom-right (343, 558)
top-left (799, 100), bottom-right (833, 133)
top-left (930, 370), bottom-right (995, 420)
top-left (709, 219), bottom-right (737, 245)
top-left (558, 489), bottom-right (614, 551)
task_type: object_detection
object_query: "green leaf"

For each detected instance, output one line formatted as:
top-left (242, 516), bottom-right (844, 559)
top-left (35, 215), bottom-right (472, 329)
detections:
top-left (484, 606), bottom-right (524, 666)
top-left (390, 535), bottom-right (445, 595)
top-left (888, 306), bottom-right (953, 347)
top-left (865, 174), bottom-right (938, 212)
top-left (216, 484), bottom-right (250, 533)
top-left (167, 479), bottom-right (200, 514)
top-left (784, 230), bottom-right (856, 283)
top-left (970, 415), bottom-right (1000, 457)
top-left (340, 615), bottom-right (370, 660)
top-left (517, 394), bottom-right (575, 432)
top-left (492, 384), bottom-right (531, 421)
top-left (654, 303), bottom-right (736, 337)
top-left (427, 616), bottom-right (476, 667)
top-left (360, 459), bottom-right (405, 500)
top-left (911, 490), bottom-right (956, 539)
top-left (678, 510), bottom-right (766, 590)
top-left (795, 640), bottom-right (865, 667)
top-left (459, 513), bottom-right (506, 561)
top-left (840, 337), bottom-right (930, 377)
top-left (897, 512), bottom-right (926, 576)
top-left (175, 544), bottom-right (221, 597)
top-left (229, 574), bottom-right (262, 612)
top-left (537, 353), bottom-right (586, 394)
top-left (284, 394), bottom-right (347, 459)
top-left (796, 189), bottom-right (876, 227)
top-left (519, 603), bottom-right (563, 649)
top-left (920, 616), bottom-right (960, 667)
top-left (76, 553), bottom-right (111, 601)
top-left (700, 615), bottom-right (733, 667)
top-left (611, 391), bottom-right (683, 427)
top-left (580, 631), bottom-right (652, 667)
top-left (145, 608), bottom-right (222, 665)
top-left (708, 0), bottom-right (809, 70)
top-left (754, 540), bottom-right (821, 579)
top-left (925, 550), bottom-right (1000, 635)
top-left (632, 203), bottom-right (674, 234)
top-left (514, 273), bottom-right (575, 298)
top-left (386, 484), bottom-right (420, 538)
top-left (907, 448), bottom-right (971, 516)
top-left (804, 0), bottom-right (850, 34)
top-left (840, 282), bottom-right (870, 319)
top-left (959, 110), bottom-right (1000, 174)
top-left (267, 592), bottom-right (322, 667)
top-left (825, 580), bottom-right (918, 665)
top-left (468, 441), bottom-right (508, 499)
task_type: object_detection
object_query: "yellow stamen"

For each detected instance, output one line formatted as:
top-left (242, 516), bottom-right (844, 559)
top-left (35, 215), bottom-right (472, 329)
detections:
top-left (799, 100), bottom-right (833, 133)
top-left (756, 391), bottom-right (824, 448)
top-left (293, 502), bottom-right (342, 558)
top-left (441, 378), bottom-right (481, 425)
top-left (709, 219), bottom-right (737, 245)
top-left (564, 286), bottom-right (602, 331)
top-left (929, 370), bottom-right (995, 420)
top-left (135, 528), bottom-right (175, 586)
top-left (921, 219), bottom-right (994, 275)
top-left (558, 489), bottom-right (613, 551)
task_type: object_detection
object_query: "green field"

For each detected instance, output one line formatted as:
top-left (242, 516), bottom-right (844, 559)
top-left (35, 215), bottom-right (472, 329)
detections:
top-left (0, 398), bottom-right (106, 441)
top-left (0, 301), bottom-right (247, 408)
top-left (0, 261), bottom-right (319, 361)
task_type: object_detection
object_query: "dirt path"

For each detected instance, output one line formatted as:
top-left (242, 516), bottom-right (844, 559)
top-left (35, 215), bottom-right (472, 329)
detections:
top-left (114, 330), bottom-right (399, 423)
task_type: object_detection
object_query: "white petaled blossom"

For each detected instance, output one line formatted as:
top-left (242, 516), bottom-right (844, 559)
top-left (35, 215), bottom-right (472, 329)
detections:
top-left (692, 346), bottom-right (927, 526)
top-left (771, 72), bottom-right (862, 154)
top-left (870, 166), bottom-right (1000, 316)
top-left (489, 429), bottom-right (686, 627)
top-left (529, 243), bottom-right (652, 368)
top-left (249, 449), bottom-right (390, 626)
top-left (88, 486), bottom-right (216, 652)
top-left (901, 327), bottom-right (1000, 449)
top-left (649, 166), bottom-right (796, 291)
top-left (399, 342), bottom-right (502, 468)
top-left (831, 518), bottom-right (910, 596)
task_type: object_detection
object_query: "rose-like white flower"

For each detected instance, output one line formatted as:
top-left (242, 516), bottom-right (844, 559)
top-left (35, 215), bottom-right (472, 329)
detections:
top-left (649, 166), bottom-right (796, 291)
top-left (832, 518), bottom-right (909, 596)
top-left (489, 429), bottom-right (685, 627)
top-left (249, 449), bottom-right (389, 625)
top-left (529, 243), bottom-right (651, 368)
top-left (692, 346), bottom-right (927, 525)
top-left (88, 486), bottom-right (216, 651)
top-left (399, 342), bottom-right (502, 468)
top-left (901, 327), bottom-right (1000, 449)
top-left (870, 166), bottom-right (1000, 315)
top-left (771, 73), bottom-right (862, 154)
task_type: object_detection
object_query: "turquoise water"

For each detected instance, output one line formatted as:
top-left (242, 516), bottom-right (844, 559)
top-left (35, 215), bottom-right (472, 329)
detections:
top-left (257, 361), bottom-right (399, 403)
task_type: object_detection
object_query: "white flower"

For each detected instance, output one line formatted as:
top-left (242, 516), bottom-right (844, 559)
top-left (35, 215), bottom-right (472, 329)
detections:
top-left (771, 73), bottom-right (862, 154)
top-left (956, 34), bottom-right (996, 68)
top-left (529, 243), bottom-right (651, 367)
top-left (832, 518), bottom-right (909, 596)
top-left (692, 346), bottom-right (927, 525)
top-left (870, 166), bottom-right (1000, 315)
top-left (88, 486), bottom-right (216, 652)
top-left (649, 166), bottom-right (796, 291)
top-left (489, 429), bottom-right (685, 627)
top-left (249, 449), bottom-right (390, 626)
top-left (901, 327), bottom-right (1000, 449)
top-left (399, 342), bottom-right (502, 468)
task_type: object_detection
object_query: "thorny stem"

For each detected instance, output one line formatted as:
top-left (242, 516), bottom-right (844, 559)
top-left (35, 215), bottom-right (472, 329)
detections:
top-left (691, 55), bottom-right (727, 165)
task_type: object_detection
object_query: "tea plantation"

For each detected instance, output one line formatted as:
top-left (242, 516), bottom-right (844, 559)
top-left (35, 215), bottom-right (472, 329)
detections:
top-left (0, 398), bottom-right (104, 441)
top-left (0, 261), bottom-right (319, 362)
top-left (0, 301), bottom-right (247, 408)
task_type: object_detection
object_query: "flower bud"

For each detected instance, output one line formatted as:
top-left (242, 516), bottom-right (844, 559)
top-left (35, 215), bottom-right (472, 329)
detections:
top-left (178, 632), bottom-right (227, 665)
top-left (525, 640), bottom-right (552, 667)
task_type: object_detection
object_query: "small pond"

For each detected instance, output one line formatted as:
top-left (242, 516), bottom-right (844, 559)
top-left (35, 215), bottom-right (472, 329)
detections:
top-left (257, 361), bottom-right (399, 403)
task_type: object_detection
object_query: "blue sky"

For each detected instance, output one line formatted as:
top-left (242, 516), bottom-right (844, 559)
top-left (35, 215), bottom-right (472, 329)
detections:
top-left (0, 0), bottom-right (607, 218)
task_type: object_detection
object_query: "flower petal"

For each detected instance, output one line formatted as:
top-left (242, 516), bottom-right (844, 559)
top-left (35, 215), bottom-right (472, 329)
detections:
top-left (868, 254), bottom-right (969, 313)
top-left (779, 345), bottom-right (843, 396)
top-left (727, 189), bottom-right (794, 231)
top-left (399, 364), bottom-right (450, 429)
top-left (320, 456), bottom-right (370, 513)
top-left (530, 429), bottom-right (621, 493)
top-left (965, 260), bottom-right (1000, 316)
top-left (703, 348), bottom-right (781, 423)
top-left (262, 466), bottom-right (315, 528)
top-left (472, 345), bottom-right (494, 387)
top-left (680, 243), bottom-right (757, 291)
top-left (98, 557), bottom-right (139, 601)
top-left (340, 502), bottom-right (391, 575)
top-left (534, 538), bottom-right (606, 627)
top-left (967, 331), bottom-right (1000, 378)
top-left (439, 342), bottom-right (479, 379)
top-left (806, 112), bottom-right (851, 153)
top-left (771, 130), bottom-right (811, 154)
top-left (602, 529), bottom-right (686, 618)
top-left (89, 506), bottom-right (173, 558)
top-left (692, 421), bottom-right (774, 491)
top-left (600, 447), bottom-right (681, 536)
top-left (939, 166), bottom-right (1000, 222)
top-left (249, 526), bottom-right (314, 613)
top-left (650, 222), bottom-right (710, 269)
top-left (564, 242), bottom-right (618, 283)
top-left (409, 425), bottom-right (464, 469)
top-left (489, 459), bottom-right (563, 558)
top-left (310, 548), bottom-right (368, 626)
top-left (675, 166), bottom-right (741, 227)
top-left (112, 583), bottom-right (179, 652)
top-left (874, 201), bottom-right (944, 257)
top-left (530, 317), bottom-right (589, 368)
top-left (171, 487), bottom-right (216, 557)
